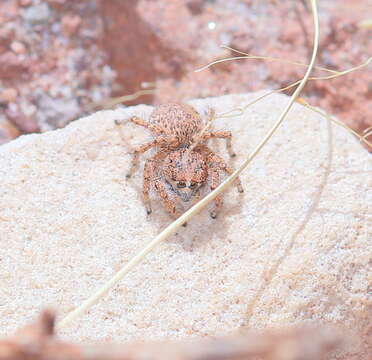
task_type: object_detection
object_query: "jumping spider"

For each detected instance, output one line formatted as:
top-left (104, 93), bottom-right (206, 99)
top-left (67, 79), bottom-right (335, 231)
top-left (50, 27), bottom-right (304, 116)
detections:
top-left (115, 103), bottom-right (243, 220)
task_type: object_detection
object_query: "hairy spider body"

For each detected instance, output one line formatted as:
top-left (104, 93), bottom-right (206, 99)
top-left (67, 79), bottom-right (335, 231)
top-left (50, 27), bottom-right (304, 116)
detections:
top-left (116, 103), bottom-right (243, 219)
top-left (162, 148), bottom-right (208, 203)
top-left (148, 103), bottom-right (204, 147)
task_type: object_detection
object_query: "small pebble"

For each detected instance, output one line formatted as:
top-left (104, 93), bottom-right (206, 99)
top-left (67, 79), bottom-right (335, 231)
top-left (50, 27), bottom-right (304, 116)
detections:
top-left (10, 41), bottom-right (26, 54)
top-left (61, 15), bottom-right (82, 37)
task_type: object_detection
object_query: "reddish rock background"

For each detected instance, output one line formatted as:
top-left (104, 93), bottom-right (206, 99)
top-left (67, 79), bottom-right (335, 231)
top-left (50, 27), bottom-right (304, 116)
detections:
top-left (0, 0), bottom-right (371, 148)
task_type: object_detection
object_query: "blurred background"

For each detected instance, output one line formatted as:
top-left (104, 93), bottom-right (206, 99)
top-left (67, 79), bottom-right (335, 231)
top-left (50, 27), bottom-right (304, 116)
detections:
top-left (0, 0), bottom-right (370, 147)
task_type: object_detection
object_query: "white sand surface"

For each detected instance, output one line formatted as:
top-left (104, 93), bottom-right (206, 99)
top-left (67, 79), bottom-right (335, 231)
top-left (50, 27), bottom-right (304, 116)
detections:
top-left (0, 93), bottom-right (370, 358)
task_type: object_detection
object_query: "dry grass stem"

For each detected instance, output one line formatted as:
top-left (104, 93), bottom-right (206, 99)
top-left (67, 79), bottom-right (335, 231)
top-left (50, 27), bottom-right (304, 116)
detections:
top-left (187, 108), bottom-right (215, 153)
top-left (213, 58), bottom-right (371, 147)
top-left (90, 89), bottom-right (156, 111)
top-left (195, 44), bottom-right (339, 74)
top-left (296, 98), bottom-right (372, 148)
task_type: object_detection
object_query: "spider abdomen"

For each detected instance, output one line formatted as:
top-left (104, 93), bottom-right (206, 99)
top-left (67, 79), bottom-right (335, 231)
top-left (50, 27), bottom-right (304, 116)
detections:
top-left (149, 103), bottom-right (203, 146)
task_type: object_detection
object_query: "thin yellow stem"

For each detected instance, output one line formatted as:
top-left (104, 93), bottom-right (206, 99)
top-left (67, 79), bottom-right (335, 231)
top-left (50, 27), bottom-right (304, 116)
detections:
top-left (91, 89), bottom-right (156, 110)
top-left (297, 99), bottom-right (372, 148)
top-left (214, 56), bottom-right (371, 120)
top-left (187, 109), bottom-right (215, 153)
top-left (195, 44), bottom-right (339, 75)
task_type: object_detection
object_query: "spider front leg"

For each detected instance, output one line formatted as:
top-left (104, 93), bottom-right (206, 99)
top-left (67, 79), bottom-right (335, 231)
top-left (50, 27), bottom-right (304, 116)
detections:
top-left (127, 139), bottom-right (157, 179)
top-left (207, 152), bottom-right (243, 219)
top-left (154, 178), bottom-right (183, 220)
top-left (115, 115), bottom-right (157, 178)
top-left (126, 135), bottom-right (178, 179)
top-left (201, 131), bottom-right (236, 158)
top-left (198, 145), bottom-right (244, 193)
top-left (143, 151), bottom-right (168, 215)
top-left (143, 151), bottom-right (183, 220)
top-left (211, 153), bottom-right (244, 193)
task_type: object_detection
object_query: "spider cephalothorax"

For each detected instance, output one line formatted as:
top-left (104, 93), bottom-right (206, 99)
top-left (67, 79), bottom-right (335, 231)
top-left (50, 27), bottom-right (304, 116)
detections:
top-left (162, 149), bottom-right (208, 203)
top-left (115, 103), bottom-right (243, 219)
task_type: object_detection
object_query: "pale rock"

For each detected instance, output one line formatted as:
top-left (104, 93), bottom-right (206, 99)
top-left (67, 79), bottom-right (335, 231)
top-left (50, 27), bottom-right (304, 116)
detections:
top-left (0, 93), bottom-right (370, 359)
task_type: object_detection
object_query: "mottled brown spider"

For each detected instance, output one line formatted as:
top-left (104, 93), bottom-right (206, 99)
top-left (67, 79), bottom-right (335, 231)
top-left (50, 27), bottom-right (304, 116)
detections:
top-left (115, 103), bottom-right (243, 219)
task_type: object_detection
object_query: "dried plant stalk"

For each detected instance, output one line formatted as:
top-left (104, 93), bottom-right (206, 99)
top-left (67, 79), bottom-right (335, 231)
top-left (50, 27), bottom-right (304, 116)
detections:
top-left (0, 311), bottom-right (342, 360)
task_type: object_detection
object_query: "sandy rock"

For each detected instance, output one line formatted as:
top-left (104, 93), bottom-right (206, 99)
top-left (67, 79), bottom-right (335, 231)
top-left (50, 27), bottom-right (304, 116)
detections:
top-left (0, 93), bottom-right (370, 358)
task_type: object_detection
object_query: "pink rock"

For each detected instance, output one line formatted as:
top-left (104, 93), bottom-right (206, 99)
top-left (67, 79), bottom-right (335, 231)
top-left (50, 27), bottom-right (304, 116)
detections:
top-left (0, 51), bottom-right (27, 80)
top-left (0, 26), bottom-right (13, 55)
top-left (19, 0), bottom-right (32, 6)
top-left (0, 0), bottom-right (18, 21)
top-left (61, 14), bottom-right (82, 37)
top-left (5, 106), bottom-right (40, 133)
top-left (0, 88), bottom-right (18, 103)
top-left (0, 116), bottom-right (20, 143)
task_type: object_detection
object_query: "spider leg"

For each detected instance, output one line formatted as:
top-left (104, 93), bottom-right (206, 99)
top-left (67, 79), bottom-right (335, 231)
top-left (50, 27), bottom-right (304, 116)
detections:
top-left (143, 158), bottom-right (154, 215)
top-left (127, 139), bottom-right (157, 178)
top-left (115, 115), bottom-right (154, 178)
top-left (209, 166), bottom-right (222, 219)
top-left (115, 115), bottom-right (150, 129)
top-left (154, 178), bottom-right (182, 220)
top-left (201, 131), bottom-right (236, 158)
top-left (210, 152), bottom-right (244, 193)
top-left (150, 151), bottom-right (184, 220)
top-left (143, 151), bottom-right (168, 215)
top-left (198, 145), bottom-right (244, 193)
top-left (127, 135), bottom-right (178, 178)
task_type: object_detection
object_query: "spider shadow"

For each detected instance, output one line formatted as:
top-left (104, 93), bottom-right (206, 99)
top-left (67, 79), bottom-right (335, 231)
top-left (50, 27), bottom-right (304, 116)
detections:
top-left (162, 183), bottom-right (246, 252)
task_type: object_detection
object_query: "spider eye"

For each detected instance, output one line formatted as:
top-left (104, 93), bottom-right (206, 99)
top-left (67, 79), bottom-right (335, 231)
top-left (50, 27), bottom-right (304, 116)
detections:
top-left (189, 182), bottom-right (197, 189)
top-left (177, 181), bottom-right (186, 188)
